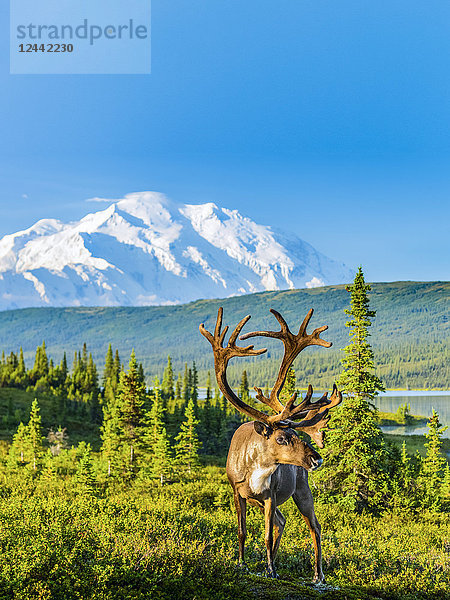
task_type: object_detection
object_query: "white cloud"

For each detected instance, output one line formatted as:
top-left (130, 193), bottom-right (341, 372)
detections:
top-left (85, 196), bottom-right (119, 203)
top-left (306, 276), bottom-right (325, 288)
top-left (22, 194), bottom-right (28, 199)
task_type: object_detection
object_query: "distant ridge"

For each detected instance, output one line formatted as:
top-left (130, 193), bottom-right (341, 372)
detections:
top-left (0, 281), bottom-right (448, 389)
top-left (0, 191), bottom-right (353, 309)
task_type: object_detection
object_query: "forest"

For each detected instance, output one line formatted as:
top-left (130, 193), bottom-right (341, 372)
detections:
top-left (0, 280), bottom-right (448, 390)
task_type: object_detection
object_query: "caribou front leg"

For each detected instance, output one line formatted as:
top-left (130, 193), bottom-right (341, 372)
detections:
top-left (264, 496), bottom-right (278, 578)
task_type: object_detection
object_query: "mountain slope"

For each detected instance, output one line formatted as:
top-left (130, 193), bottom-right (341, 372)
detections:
top-left (0, 192), bottom-right (352, 309)
top-left (0, 281), bottom-right (448, 388)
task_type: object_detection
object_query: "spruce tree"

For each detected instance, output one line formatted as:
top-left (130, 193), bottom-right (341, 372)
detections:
top-left (441, 462), bottom-right (450, 508)
top-left (162, 356), bottom-right (175, 402)
top-left (238, 370), bottom-right (250, 402)
top-left (27, 399), bottom-right (44, 470)
top-left (151, 426), bottom-right (173, 484)
top-left (145, 381), bottom-right (165, 455)
top-left (116, 350), bottom-right (146, 474)
top-left (182, 363), bottom-right (190, 403)
top-left (40, 449), bottom-right (57, 483)
top-left (336, 267), bottom-right (385, 397)
top-left (392, 441), bottom-right (417, 510)
top-left (100, 397), bottom-right (122, 476)
top-left (75, 442), bottom-right (96, 495)
top-left (317, 267), bottom-right (388, 511)
top-left (103, 344), bottom-right (114, 387)
top-left (113, 349), bottom-right (121, 380)
top-left (280, 367), bottom-right (296, 402)
top-left (190, 361), bottom-right (199, 406)
top-left (175, 399), bottom-right (201, 473)
top-left (8, 422), bottom-right (31, 466)
top-left (419, 410), bottom-right (447, 510)
top-left (206, 371), bottom-right (212, 403)
top-left (175, 374), bottom-right (182, 405)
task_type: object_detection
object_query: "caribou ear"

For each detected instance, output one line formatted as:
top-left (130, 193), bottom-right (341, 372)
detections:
top-left (254, 421), bottom-right (272, 439)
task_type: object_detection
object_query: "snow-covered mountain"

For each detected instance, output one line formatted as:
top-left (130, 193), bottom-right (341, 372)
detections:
top-left (0, 192), bottom-right (353, 309)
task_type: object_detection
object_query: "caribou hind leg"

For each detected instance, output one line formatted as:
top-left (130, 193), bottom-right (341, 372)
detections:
top-left (292, 486), bottom-right (324, 584)
top-left (272, 508), bottom-right (286, 559)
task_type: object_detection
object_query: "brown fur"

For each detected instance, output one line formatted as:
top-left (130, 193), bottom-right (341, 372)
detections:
top-left (226, 422), bottom-right (324, 581)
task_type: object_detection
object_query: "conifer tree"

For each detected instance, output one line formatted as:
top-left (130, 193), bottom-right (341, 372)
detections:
top-left (162, 356), bottom-right (175, 402)
top-left (60, 352), bottom-right (68, 382)
top-left (8, 422), bottom-right (31, 466)
top-left (113, 349), bottom-right (121, 380)
top-left (103, 346), bottom-right (120, 408)
top-left (138, 363), bottom-right (146, 386)
top-left (40, 449), bottom-right (57, 483)
top-left (280, 367), bottom-right (296, 402)
top-left (116, 350), bottom-right (146, 473)
top-left (175, 399), bottom-right (201, 473)
top-left (336, 267), bottom-right (384, 397)
top-left (27, 399), bottom-right (44, 470)
top-left (317, 267), bottom-right (388, 511)
top-left (36, 341), bottom-right (49, 376)
top-left (151, 426), bottom-right (173, 484)
top-left (81, 343), bottom-right (88, 370)
top-left (392, 441), bottom-right (418, 509)
top-left (441, 462), bottom-right (450, 507)
top-left (238, 370), bottom-right (250, 402)
top-left (206, 371), bottom-right (212, 403)
top-left (191, 362), bottom-right (199, 405)
top-left (175, 374), bottom-right (182, 404)
top-left (75, 442), bottom-right (96, 495)
top-left (145, 380), bottom-right (165, 455)
top-left (103, 344), bottom-right (114, 386)
top-left (182, 363), bottom-right (190, 403)
top-left (419, 410), bottom-right (447, 510)
top-left (100, 397), bottom-right (122, 476)
top-left (201, 373), bottom-right (216, 454)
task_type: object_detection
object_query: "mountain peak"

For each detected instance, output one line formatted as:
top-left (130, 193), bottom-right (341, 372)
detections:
top-left (0, 192), bottom-right (353, 309)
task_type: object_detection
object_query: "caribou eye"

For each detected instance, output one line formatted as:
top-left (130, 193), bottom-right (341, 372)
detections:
top-left (276, 436), bottom-right (288, 445)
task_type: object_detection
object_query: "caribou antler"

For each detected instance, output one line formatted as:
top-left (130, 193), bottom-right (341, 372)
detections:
top-left (199, 308), bottom-right (272, 424)
top-left (200, 308), bottom-right (342, 436)
top-left (240, 308), bottom-right (331, 413)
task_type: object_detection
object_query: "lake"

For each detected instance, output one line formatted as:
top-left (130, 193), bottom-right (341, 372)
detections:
top-left (375, 391), bottom-right (450, 438)
top-left (305, 390), bottom-right (450, 438)
top-left (199, 389), bottom-right (450, 438)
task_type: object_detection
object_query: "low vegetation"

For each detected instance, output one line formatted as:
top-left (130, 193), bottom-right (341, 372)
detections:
top-left (0, 463), bottom-right (448, 600)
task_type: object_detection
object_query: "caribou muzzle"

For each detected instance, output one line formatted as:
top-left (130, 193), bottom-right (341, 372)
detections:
top-left (310, 456), bottom-right (323, 471)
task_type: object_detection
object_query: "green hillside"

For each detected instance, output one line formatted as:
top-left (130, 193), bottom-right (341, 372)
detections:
top-left (0, 281), bottom-right (448, 389)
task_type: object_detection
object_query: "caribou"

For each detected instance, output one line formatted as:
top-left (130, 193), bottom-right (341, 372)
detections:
top-left (200, 307), bottom-right (342, 582)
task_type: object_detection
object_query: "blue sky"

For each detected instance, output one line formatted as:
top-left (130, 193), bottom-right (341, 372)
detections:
top-left (1, 1), bottom-right (449, 283)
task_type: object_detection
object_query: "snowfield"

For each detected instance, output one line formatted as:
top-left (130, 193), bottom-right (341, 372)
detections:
top-left (0, 192), bottom-right (353, 309)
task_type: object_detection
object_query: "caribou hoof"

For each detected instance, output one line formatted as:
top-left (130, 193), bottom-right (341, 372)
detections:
top-left (312, 574), bottom-right (325, 585)
top-left (266, 568), bottom-right (279, 579)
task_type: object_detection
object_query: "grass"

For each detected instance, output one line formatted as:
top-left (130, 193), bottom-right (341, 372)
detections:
top-left (376, 411), bottom-right (428, 427)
